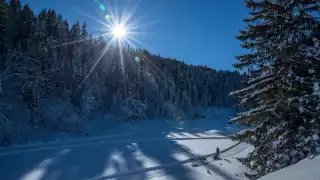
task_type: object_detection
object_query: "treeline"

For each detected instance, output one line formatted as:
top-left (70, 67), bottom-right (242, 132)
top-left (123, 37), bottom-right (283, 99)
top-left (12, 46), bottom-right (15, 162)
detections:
top-left (0, 0), bottom-right (243, 130)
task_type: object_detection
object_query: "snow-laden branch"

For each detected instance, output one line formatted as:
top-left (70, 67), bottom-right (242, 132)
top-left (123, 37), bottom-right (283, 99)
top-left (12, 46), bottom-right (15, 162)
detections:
top-left (248, 73), bottom-right (275, 84)
top-left (231, 101), bottom-right (280, 123)
top-left (306, 37), bottom-right (320, 60)
top-left (230, 77), bottom-right (275, 96)
top-left (241, 85), bottom-right (276, 105)
top-left (122, 98), bottom-right (147, 120)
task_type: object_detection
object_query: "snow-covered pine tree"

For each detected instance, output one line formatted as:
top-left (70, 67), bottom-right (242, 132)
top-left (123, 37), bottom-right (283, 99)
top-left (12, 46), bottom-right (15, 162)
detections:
top-left (16, 11), bottom-right (58, 127)
top-left (10, 0), bottom-right (21, 45)
top-left (71, 22), bottom-right (82, 77)
top-left (0, 1), bottom-right (10, 69)
top-left (0, 1), bottom-right (13, 143)
top-left (230, 0), bottom-right (320, 177)
top-left (122, 97), bottom-right (147, 121)
top-left (80, 80), bottom-right (97, 120)
top-left (305, 35), bottom-right (320, 154)
top-left (61, 19), bottom-right (69, 70)
top-left (81, 22), bottom-right (88, 40)
top-left (80, 22), bottom-right (90, 75)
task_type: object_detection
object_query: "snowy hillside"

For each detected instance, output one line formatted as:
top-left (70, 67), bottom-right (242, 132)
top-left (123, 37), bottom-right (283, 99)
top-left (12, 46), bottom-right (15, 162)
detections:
top-left (258, 156), bottom-right (320, 180)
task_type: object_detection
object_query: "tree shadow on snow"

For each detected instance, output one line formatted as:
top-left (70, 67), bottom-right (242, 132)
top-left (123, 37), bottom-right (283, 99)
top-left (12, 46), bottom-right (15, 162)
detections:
top-left (0, 118), bottom-right (233, 180)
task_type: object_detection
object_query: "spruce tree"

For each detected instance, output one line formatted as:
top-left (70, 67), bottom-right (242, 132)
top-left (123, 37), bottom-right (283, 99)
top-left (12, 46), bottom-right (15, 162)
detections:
top-left (0, 1), bottom-right (10, 69)
top-left (230, 0), bottom-right (320, 177)
top-left (10, 0), bottom-right (21, 45)
top-left (81, 22), bottom-right (88, 40)
top-left (70, 22), bottom-right (82, 76)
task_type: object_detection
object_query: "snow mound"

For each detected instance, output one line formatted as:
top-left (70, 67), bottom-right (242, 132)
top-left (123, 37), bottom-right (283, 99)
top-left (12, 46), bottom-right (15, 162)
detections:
top-left (258, 156), bottom-right (320, 180)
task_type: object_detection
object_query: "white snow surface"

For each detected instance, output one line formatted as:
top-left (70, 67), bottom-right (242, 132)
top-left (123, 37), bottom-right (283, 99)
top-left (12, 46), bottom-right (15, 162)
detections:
top-left (0, 108), bottom-right (254, 180)
top-left (2, 106), bottom-right (319, 180)
top-left (0, 123), bottom-right (251, 180)
top-left (258, 156), bottom-right (320, 180)
top-left (313, 82), bottom-right (320, 96)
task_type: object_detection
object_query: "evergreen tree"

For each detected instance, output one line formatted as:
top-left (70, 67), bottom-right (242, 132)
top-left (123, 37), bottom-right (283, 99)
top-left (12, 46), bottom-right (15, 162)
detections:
top-left (70, 21), bottom-right (82, 76)
top-left (230, 0), bottom-right (320, 177)
top-left (0, 1), bottom-right (10, 69)
top-left (10, 0), bottom-right (21, 45)
top-left (81, 22), bottom-right (88, 40)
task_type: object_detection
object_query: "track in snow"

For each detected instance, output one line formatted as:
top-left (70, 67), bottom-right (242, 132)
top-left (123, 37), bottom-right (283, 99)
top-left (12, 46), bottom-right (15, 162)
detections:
top-left (85, 142), bottom-right (243, 180)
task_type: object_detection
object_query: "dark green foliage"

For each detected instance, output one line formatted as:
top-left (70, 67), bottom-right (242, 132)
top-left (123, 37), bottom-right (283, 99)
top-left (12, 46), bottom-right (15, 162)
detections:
top-left (230, 0), bottom-right (320, 177)
top-left (0, 1), bottom-right (10, 69)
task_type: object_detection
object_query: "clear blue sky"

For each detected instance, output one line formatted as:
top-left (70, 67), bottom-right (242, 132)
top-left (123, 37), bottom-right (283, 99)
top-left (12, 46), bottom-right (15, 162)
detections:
top-left (20, 0), bottom-right (248, 70)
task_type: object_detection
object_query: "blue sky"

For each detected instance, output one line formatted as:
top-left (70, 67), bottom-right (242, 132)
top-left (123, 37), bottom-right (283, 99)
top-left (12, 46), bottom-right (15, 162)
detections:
top-left (20, 0), bottom-right (248, 70)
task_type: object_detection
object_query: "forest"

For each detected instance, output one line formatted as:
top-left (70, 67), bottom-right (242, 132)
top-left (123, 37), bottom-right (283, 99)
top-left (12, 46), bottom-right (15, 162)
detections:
top-left (0, 0), bottom-right (243, 142)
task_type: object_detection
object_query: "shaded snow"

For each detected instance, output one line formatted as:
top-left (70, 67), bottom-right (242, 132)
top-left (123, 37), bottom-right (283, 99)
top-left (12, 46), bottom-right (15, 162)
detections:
top-left (0, 108), bottom-right (252, 180)
top-left (0, 125), bottom-right (251, 180)
top-left (4, 106), bottom-right (241, 146)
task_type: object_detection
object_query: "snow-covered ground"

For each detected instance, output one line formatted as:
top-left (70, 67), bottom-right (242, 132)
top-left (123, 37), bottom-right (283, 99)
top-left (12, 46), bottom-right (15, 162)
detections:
top-left (258, 156), bottom-right (320, 180)
top-left (1, 107), bottom-right (319, 180)
top-left (0, 123), bottom-right (252, 180)
top-left (3, 106), bottom-right (241, 146)
top-left (0, 108), bottom-right (255, 180)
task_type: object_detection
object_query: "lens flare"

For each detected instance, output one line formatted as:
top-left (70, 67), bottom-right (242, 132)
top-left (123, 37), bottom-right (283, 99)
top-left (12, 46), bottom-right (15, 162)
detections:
top-left (134, 56), bottom-right (140, 62)
top-left (99, 4), bottom-right (105, 11)
top-left (76, 0), bottom-right (157, 93)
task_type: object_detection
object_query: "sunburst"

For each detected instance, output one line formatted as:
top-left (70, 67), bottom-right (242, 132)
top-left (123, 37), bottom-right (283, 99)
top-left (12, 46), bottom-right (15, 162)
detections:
top-left (75, 0), bottom-right (151, 89)
top-left (74, 0), bottom-right (188, 119)
top-left (111, 24), bottom-right (126, 38)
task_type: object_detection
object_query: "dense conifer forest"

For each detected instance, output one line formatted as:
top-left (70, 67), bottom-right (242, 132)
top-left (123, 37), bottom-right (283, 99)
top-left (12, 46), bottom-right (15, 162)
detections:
top-left (0, 0), bottom-right (243, 136)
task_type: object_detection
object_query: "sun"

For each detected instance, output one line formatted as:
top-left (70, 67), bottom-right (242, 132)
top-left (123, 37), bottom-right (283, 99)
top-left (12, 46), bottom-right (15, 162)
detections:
top-left (112, 24), bottom-right (126, 38)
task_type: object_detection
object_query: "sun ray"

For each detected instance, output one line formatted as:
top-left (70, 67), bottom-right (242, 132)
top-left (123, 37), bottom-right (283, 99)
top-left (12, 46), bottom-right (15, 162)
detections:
top-left (91, 29), bottom-right (153, 39)
top-left (90, 27), bottom-right (109, 33)
top-left (125, 35), bottom-right (155, 50)
top-left (128, 31), bottom-right (156, 37)
top-left (77, 37), bottom-right (116, 91)
top-left (74, 7), bottom-right (110, 28)
top-left (136, 55), bottom-right (182, 117)
top-left (123, 37), bottom-right (138, 49)
top-left (126, 19), bottom-right (159, 31)
top-left (111, 0), bottom-right (121, 24)
top-left (139, 52), bottom-right (176, 89)
top-left (121, 0), bottom-right (140, 26)
top-left (50, 32), bottom-right (110, 49)
top-left (21, 32), bottom-right (110, 57)
top-left (118, 38), bottom-right (128, 99)
top-left (103, 0), bottom-right (119, 26)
